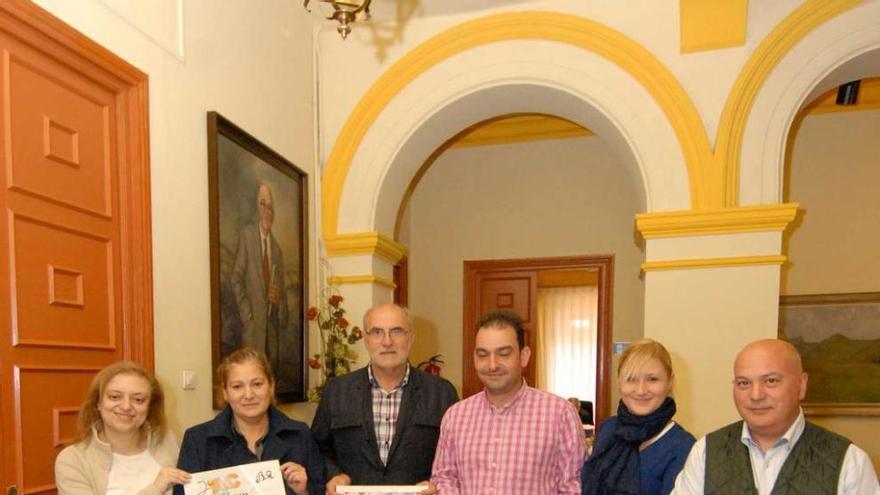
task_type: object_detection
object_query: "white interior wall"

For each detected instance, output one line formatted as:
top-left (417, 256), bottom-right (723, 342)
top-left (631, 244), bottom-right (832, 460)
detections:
top-left (402, 136), bottom-right (645, 404)
top-left (644, 263), bottom-right (783, 436)
top-left (738, 2), bottom-right (880, 205)
top-left (783, 109), bottom-right (880, 466)
top-left (34, 0), bottom-right (320, 432)
top-left (783, 110), bottom-right (880, 294)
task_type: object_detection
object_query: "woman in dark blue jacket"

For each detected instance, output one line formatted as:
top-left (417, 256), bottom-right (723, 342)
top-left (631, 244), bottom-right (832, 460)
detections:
top-left (582, 339), bottom-right (694, 495)
top-left (176, 347), bottom-right (324, 495)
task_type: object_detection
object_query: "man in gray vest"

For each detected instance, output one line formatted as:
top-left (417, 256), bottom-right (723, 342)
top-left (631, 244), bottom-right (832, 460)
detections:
top-left (673, 339), bottom-right (878, 494)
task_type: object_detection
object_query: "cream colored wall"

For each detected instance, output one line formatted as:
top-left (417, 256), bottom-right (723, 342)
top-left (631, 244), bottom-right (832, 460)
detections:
top-left (783, 110), bottom-right (880, 294)
top-left (783, 109), bottom-right (880, 468)
top-left (33, 0), bottom-right (321, 432)
top-left (645, 261), bottom-right (783, 436)
top-left (401, 136), bottom-right (645, 403)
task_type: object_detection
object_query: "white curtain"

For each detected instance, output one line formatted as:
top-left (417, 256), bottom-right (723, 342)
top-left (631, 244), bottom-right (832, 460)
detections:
top-left (536, 285), bottom-right (598, 404)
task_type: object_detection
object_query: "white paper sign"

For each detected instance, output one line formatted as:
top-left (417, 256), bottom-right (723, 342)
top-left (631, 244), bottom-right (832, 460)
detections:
top-left (335, 487), bottom-right (425, 494)
top-left (183, 460), bottom-right (286, 495)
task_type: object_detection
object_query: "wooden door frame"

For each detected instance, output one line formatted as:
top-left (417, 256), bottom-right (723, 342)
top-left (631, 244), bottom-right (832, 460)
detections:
top-left (393, 256), bottom-right (408, 307)
top-left (463, 254), bottom-right (613, 425)
top-left (0, 0), bottom-right (152, 489)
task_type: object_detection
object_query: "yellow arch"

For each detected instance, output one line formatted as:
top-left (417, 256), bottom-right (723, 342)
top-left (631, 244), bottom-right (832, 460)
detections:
top-left (323, 3), bottom-right (859, 243)
top-left (321, 11), bottom-right (715, 239)
top-left (715, 0), bottom-right (860, 205)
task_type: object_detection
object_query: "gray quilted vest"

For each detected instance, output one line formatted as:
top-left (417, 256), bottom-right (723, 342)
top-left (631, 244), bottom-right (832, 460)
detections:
top-left (705, 420), bottom-right (850, 495)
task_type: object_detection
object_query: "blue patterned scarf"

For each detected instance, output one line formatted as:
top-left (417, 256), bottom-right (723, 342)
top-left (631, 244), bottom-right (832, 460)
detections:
top-left (581, 397), bottom-right (676, 495)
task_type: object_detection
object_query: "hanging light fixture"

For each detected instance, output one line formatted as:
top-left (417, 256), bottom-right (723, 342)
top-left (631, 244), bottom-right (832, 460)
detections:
top-left (304, 0), bottom-right (372, 40)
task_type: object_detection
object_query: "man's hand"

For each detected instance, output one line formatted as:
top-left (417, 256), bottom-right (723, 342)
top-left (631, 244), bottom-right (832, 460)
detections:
top-left (281, 462), bottom-right (308, 495)
top-left (268, 284), bottom-right (280, 306)
top-left (325, 473), bottom-right (351, 495)
top-left (417, 480), bottom-right (438, 494)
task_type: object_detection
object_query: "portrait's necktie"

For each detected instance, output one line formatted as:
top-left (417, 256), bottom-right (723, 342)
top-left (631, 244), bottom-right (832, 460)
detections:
top-left (262, 236), bottom-right (269, 293)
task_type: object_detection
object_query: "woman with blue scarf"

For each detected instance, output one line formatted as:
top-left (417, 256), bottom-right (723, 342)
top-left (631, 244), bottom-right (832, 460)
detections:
top-left (582, 339), bottom-right (695, 495)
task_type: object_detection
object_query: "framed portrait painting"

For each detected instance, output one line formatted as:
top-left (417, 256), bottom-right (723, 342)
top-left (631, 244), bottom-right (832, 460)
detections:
top-left (208, 112), bottom-right (308, 406)
top-left (779, 292), bottom-right (880, 416)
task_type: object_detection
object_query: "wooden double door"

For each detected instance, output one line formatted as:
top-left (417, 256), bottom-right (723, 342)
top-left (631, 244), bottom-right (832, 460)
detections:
top-left (0, 2), bottom-right (151, 493)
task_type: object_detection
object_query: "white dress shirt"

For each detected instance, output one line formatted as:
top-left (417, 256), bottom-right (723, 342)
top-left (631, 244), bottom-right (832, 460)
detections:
top-left (672, 410), bottom-right (879, 495)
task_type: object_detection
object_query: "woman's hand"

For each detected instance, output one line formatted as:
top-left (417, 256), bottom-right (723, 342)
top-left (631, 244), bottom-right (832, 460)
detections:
top-left (152, 467), bottom-right (191, 493)
top-left (417, 480), bottom-right (438, 494)
top-left (325, 473), bottom-right (351, 495)
top-left (280, 462), bottom-right (308, 495)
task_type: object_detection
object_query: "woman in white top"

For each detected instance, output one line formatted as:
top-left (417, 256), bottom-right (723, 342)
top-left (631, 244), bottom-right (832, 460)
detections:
top-left (55, 361), bottom-right (190, 494)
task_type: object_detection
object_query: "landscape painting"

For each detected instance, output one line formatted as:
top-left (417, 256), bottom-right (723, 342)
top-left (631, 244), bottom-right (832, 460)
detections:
top-left (779, 292), bottom-right (880, 416)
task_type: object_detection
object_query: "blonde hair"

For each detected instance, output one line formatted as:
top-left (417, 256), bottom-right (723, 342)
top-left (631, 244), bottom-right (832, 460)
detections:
top-left (75, 361), bottom-right (166, 445)
top-left (618, 338), bottom-right (674, 382)
top-left (216, 347), bottom-right (276, 404)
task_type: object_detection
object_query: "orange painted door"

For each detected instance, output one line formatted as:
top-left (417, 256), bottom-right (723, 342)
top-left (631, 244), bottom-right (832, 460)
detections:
top-left (0, 2), bottom-right (152, 493)
top-left (463, 268), bottom-right (537, 397)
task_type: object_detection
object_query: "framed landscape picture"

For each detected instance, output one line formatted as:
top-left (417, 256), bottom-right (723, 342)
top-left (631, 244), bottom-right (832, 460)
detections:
top-left (779, 292), bottom-right (880, 416)
top-left (208, 111), bottom-right (308, 406)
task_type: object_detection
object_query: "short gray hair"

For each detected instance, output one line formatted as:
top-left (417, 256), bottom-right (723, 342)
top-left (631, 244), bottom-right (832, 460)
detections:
top-left (363, 303), bottom-right (414, 332)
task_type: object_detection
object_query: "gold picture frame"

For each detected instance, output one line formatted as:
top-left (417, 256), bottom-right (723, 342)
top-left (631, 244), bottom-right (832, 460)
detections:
top-left (207, 112), bottom-right (309, 407)
top-left (779, 292), bottom-right (880, 416)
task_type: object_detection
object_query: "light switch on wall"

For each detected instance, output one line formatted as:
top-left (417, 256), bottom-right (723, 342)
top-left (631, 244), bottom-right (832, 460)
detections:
top-left (182, 369), bottom-right (196, 390)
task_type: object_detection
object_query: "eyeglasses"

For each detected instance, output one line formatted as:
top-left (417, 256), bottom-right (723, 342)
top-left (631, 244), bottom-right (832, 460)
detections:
top-left (365, 327), bottom-right (410, 339)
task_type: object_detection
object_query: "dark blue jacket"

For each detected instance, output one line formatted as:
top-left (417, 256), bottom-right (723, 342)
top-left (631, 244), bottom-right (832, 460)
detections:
top-left (583, 416), bottom-right (694, 495)
top-left (175, 405), bottom-right (325, 495)
top-left (310, 366), bottom-right (458, 485)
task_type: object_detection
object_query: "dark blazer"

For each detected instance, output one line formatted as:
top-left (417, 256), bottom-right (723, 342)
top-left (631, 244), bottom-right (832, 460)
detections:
top-left (310, 366), bottom-right (458, 485)
top-left (175, 405), bottom-right (325, 495)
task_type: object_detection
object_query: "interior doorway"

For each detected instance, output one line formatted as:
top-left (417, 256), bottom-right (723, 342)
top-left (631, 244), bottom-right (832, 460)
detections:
top-left (462, 254), bottom-right (613, 426)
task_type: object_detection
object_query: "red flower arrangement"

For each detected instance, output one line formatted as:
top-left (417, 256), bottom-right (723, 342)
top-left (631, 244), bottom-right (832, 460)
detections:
top-left (306, 292), bottom-right (362, 402)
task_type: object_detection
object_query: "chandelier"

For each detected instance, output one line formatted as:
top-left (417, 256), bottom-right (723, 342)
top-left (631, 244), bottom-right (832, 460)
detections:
top-left (304, 0), bottom-right (372, 40)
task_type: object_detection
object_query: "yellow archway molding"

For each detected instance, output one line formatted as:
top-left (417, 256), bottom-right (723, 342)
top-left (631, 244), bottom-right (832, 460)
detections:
top-left (322, 11), bottom-right (716, 247)
top-left (323, 2), bottom-right (859, 254)
top-left (715, 0), bottom-right (860, 206)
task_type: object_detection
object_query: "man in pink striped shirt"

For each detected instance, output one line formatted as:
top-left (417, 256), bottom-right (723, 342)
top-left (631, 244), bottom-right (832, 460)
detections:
top-left (431, 310), bottom-right (584, 495)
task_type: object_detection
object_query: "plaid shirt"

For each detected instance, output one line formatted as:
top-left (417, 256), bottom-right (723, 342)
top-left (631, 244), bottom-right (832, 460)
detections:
top-left (368, 364), bottom-right (411, 465)
top-left (432, 382), bottom-right (584, 495)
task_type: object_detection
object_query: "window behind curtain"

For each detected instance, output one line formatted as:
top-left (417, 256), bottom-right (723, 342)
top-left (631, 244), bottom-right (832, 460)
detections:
top-left (535, 285), bottom-right (598, 404)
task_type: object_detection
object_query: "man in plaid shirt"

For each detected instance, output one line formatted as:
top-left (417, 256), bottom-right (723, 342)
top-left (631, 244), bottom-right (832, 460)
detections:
top-left (312, 303), bottom-right (458, 494)
top-left (431, 310), bottom-right (584, 494)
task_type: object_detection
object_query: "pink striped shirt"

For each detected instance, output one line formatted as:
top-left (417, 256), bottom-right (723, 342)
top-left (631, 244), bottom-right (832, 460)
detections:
top-left (431, 382), bottom-right (584, 495)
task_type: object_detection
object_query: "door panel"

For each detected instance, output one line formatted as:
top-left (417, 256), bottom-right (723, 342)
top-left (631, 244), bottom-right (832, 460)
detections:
top-left (0, 2), bottom-right (151, 493)
top-left (478, 275), bottom-right (534, 321)
top-left (476, 272), bottom-right (537, 390)
top-left (16, 366), bottom-right (99, 494)
top-left (7, 30), bottom-right (115, 218)
top-left (11, 214), bottom-right (114, 349)
top-left (464, 268), bottom-right (538, 397)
